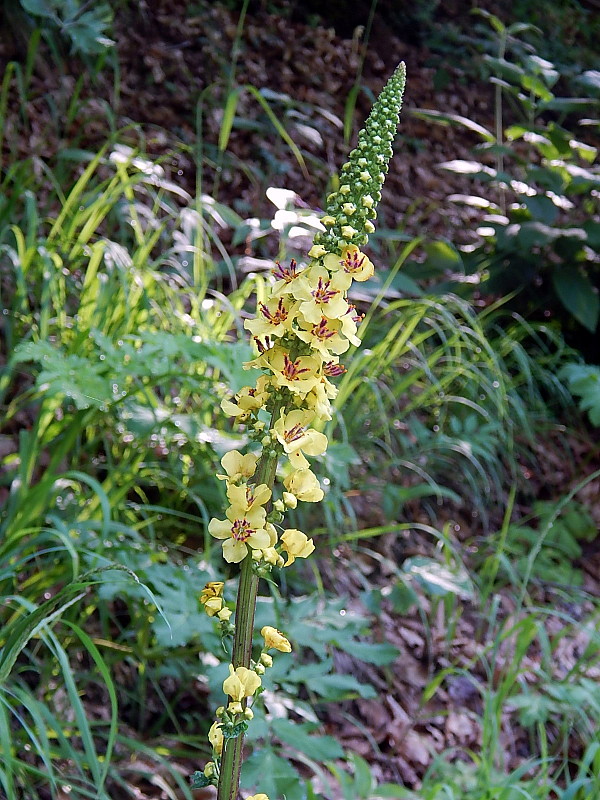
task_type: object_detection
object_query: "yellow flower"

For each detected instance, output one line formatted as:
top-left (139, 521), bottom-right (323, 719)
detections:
top-left (339, 306), bottom-right (362, 346)
top-left (221, 376), bottom-right (271, 419)
top-left (226, 483), bottom-right (272, 515)
top-left (271, 258), bottom-right (310, 297)
top-left (282, 491), bottom-right (297, 509)
top-left (272, 409), bottom-right (328, 469)
top-left (203, 596), bottom-right (224, 617)
top-left (246, 795), bottom-right (270, 800)
top-left (208, 721), bottom-right (224, 756)
top-left (204, 761), bottom-right (216, 778)
top-left (284, 468), bottom-right (324, 503)
top-left (199, 581), bottom-right (224, 603)
top-left (245, 296), bottom-right (298, 339)
top-left (218, 606), bottom-right (232, 621)
top-left (208, 505), bottom-right (271, 563)
top-left (217, 450), bottom-right (259, 482)
top-left (280, 529), bottom-right (316, 566)
top-left (265, 347), bottom-right (322, 396)
top-left (252, 546), bottom-right (284, 566)
top-left (294, 266), bottom-right (349, 324)
top-left (308, 244), bottom-right (328, 258)
top-left (261, 625), bottom-right (292, 652)
top-left (323, 245), bottom-right (375, 289)
top-left (295, 316), bottom-right (351, 358)
top-left (304, 380), bottom-right (336, 420)
top-left (200, 582), bottom-right (225, 616)
top-left (223, 664), bottom-right (262, 701)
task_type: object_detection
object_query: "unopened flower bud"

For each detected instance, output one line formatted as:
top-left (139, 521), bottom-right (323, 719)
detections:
top-left (260, 653), bottom-right (273, 668)
top-left (204, 761), bottom-right (216, 778)
top-left (244, 708), bottom-right (254, 720)
top-left (282, 492), bottom-right (297, 509)
top-left (218, 607), bottom-right (232, 621)
top-left (273, 499), bottom-right (285, 512)
top-left (228, 701), bottom-right (244, 715)
top-left (255, 663), bottom-right (266, 675)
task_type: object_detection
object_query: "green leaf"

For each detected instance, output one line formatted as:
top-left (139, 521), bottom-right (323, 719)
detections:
top-left (309, 673), bottom-right (377, 700)
top-left (522, 194), bottom-right (558, 225)
top-left (552, 269), bottom-right (599, 332)
top-left (560, 363), bottom-right (600, 426)
top-left (242, 748), bottom-right (302, 800)
top-left (510, 692), bottom-right (555, 727)
top-left (190, 771), bottom-right (213, 789)
top-left (521, 73), bottom-right (553, 103)
top-left (483, 56), bottom-right (525, 83)
top-left (271, 719), bottom-right (344, 761)
top-left (411, 109), bottom-right (494, 142)
top-left (336, 640), bottom-right (399, 666)
top-left (403, 556), bottom-right (474, 599)
top-left (423, 240), bottom-right (464, 273)
top-left (218, 87), bottom-right (242, 152)
top-left (541, 97), bottom-right (599, 113)
top-left (19, 0), bottom-right (57, 18)
top-left (577, 70), bottom-right (600, 97)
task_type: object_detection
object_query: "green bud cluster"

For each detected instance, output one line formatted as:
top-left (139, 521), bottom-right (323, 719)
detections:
top-left (314, 62), bottom-right (406, 252)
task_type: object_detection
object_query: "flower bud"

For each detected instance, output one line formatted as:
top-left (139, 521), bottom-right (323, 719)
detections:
top-left (261, 625), bottom-right (292, 653)
top-left (260, 653), bottom-right (273, 668)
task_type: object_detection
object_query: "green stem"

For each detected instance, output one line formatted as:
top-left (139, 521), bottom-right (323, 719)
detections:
top-left (217, 401), bottom-right (283, 800)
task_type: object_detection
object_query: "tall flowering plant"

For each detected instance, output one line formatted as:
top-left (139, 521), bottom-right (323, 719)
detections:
top-left (192, 63), bottom-right (406, 800)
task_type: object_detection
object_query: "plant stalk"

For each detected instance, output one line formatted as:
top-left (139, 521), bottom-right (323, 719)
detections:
top-left (217, 402), bottom-right (283, 800)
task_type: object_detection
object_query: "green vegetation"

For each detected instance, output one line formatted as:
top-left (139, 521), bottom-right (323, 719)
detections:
top-left (1, 2), bottom-right (599, 799)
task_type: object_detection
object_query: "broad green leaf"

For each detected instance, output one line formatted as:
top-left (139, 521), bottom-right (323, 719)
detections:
top-left (271, 719), bottom-right (344, 761)
top-left (541, 97), bottom-right (599, 113)
top-left (483, 56), bottom-right (525, 83)
top-left (523, 194), bottom-right (558, 225)
top-left (560, 363), bottom-right (600, 426)
top-left (336, 640), bottom-right (399, 666)
top-left (242, 748), bottom-right (302, 800)
top-left (423, 240), bottom-right (464, 273)
top-left (510, 692), bottom-right (555, 727)
top-left (403, 556), bottom-right (474, 599)
top-left (552, 269), bottom-right (599, 332)
top-left (411, 109), bottom-right (494, 142)
top-left (309, 673), bottom-right (377, 700)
